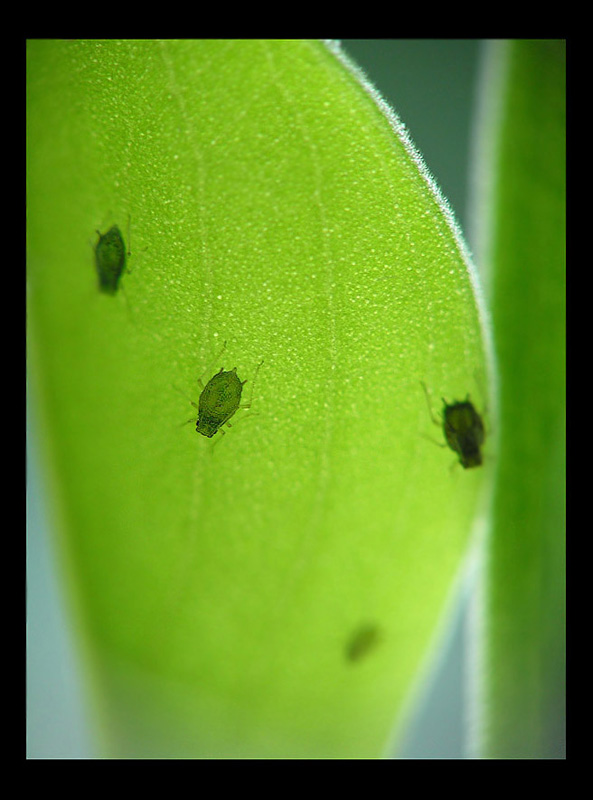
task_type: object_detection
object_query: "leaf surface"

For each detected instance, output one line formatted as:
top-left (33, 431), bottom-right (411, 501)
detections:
top-left (27, 39), bottom-right (489, 757)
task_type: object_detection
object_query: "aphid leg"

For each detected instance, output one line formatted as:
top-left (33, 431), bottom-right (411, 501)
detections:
top-left (226, 411), bottom-right (258, 428)
top-left (419, 381), bottom-right (447, 449)
top-left (173, 385), bottom-right (198, 428)
top-left (210, 426), bottom-right (227, 453)
top-left (197, 341), bottom-right (228, 391)
top-left (473, 368), bottom-right (488, 411)
top-left (172, 384), bottom-right (198, 409)
top-left (240, 359), bottom-right (264, 410)
top-left (420, 381), bottom-right (441, 427)
top-left (421, 432), bottom-right (447, 449)
top-left (120, 283), bottom-right (135, 324)
top-left (473, 368), bottom-right (492, 437)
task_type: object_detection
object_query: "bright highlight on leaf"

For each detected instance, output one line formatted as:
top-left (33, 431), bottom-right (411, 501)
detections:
top-left (27, 40), bottom-right (490, 758)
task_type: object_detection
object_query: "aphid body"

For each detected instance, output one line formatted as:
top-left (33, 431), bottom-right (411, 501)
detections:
top-left (345, 623), bottom-right (381, 663)
top-left (196, 367), bottom-right (245, 438)
top-left (442, 397), bottom-right (485, 469)
top-left (95, 224), bottom-right (127, 295)
top-left (421, 381), bottom-right (485, 469)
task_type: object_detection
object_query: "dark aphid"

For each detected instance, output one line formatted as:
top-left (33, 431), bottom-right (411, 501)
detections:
top-left (421, 381), bottom-right (485, 469)
top-left (183, 345), bottom-right (264, 440)
top-left (442, 398), bottom-right (485, 469)
top-left (95, 224), bottom-right (128, 295)
top-left (345, 623), bottom-right (381, 663)
top-left (196, 367), bottom-right (245, 438)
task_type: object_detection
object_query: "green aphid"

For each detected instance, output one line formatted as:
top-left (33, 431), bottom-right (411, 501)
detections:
top-left (421, 381), bottom-right (485, 469)
top-left (345, 623), bottom-right (381, 663)
top-left (186, 345), bottom-right (264, 439)
top-left (94, 224), bottom-right (128, 295)
top-left (196, 367), bottom-right (246, 438)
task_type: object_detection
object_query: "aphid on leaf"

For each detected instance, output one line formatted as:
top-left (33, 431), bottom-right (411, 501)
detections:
top-left (197, 366), bottom-right (245, 438)
top-left (184, 342), bottom-right (263, 440)
top-left (94, 222), bottom-right (130, 295)
top-left (345, 623), bottom-right (381, 663)
top-left (421, 381), bottom-right (485, 469)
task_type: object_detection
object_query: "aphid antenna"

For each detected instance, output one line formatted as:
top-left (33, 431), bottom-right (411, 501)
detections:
top-left (123, 214), bottom-right (149, 275)
top-left (172, 382), bottom-right (197, 404)
top-left (420, 431), bottom-right (447, 449)
top-left (448, 458), bottom-right (460, 475)
top-left (420, 380), bottom-right (442, 427)
top-left (196, 340), bottom-right (228, 390)
top-left (94, 209), bottom-right (113, 241)
top-left (240, 359), bottom-right (265, 410)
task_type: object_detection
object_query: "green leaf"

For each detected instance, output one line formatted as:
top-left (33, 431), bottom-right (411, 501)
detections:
top-left (27, 39), bottom-right (490, 758)
top-left (471, 40), bottom-right (565, 758)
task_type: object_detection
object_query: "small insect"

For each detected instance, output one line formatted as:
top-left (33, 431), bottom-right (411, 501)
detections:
top-left (184, 343), bottom-right (263, 440)
top-left (94, 222), bottom-right (130, 295)
top-left (345, 623), bottom-right (381, 663)
top-left (421, 381), bottom-right (485, 469)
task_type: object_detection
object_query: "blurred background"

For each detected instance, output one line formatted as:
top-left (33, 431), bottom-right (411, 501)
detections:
top-left (27, 38), bottom-right (483, 759)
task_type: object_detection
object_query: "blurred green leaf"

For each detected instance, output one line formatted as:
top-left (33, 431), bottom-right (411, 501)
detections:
top-left (472, 39), bottom-right (565, 758)
top-left (27, 39), bottom-right (489, 757)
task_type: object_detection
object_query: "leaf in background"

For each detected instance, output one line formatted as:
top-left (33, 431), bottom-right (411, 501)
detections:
top-left (27, 39), bottom-right (490, 758)
top-left (471, 39), bottom-right (565, 758)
